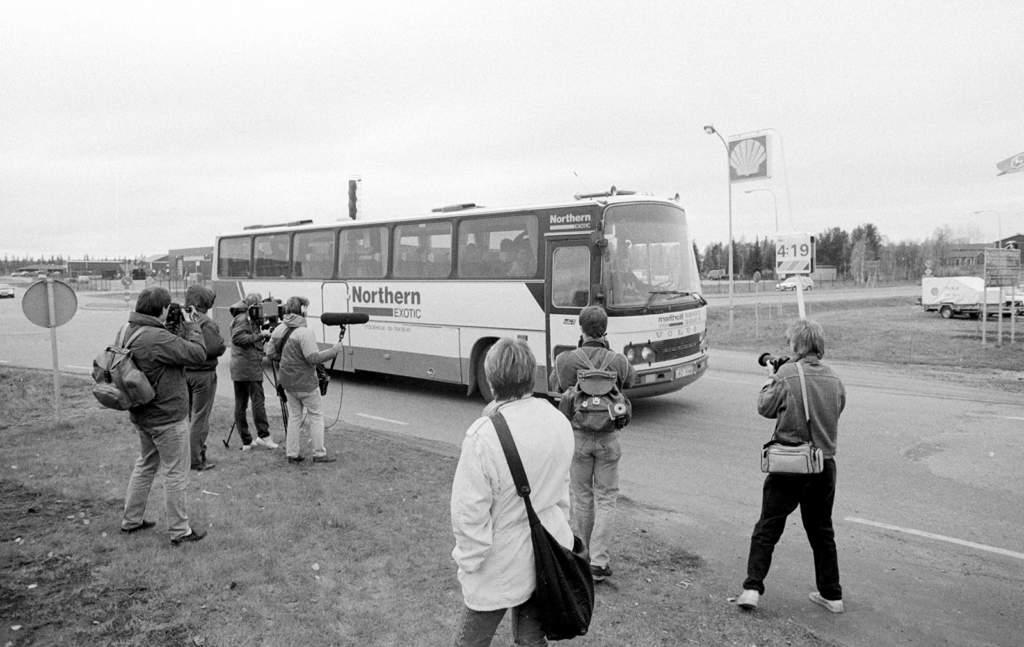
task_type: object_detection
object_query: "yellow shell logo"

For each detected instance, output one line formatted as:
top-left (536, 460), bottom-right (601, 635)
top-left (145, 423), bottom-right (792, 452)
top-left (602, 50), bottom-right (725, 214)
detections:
top-left (730, 138), bottom-right (767, 177)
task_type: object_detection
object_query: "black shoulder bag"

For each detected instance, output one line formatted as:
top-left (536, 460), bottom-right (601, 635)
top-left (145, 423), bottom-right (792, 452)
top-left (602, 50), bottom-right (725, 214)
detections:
top-left (490, 412), bottom-right (595, 640)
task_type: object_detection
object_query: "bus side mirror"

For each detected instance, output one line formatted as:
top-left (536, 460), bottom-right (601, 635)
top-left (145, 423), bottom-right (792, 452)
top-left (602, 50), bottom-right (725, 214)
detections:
top-left (590, 231), bottom-right (608, 248)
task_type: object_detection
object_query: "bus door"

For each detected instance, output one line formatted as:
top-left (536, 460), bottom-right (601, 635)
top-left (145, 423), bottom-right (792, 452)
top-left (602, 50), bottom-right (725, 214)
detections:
top-left (544, 234), bottom-right (601, 390)
top-left (320, 282), bottom-right (353, 369)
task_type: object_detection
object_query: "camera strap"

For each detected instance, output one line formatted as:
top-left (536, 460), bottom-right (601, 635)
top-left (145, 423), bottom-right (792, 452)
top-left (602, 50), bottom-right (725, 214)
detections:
top-left (275, 326), bottom-right (297, 357)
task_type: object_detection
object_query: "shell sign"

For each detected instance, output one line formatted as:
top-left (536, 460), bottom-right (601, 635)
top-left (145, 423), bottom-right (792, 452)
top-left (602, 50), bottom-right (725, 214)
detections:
top-left (728, 135), bottom-right (770, 182)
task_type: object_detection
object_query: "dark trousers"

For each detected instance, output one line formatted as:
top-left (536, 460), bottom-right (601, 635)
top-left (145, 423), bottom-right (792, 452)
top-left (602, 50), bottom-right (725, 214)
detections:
top-left (743, 459), bottom-right (841, 600)
top-left (233, 380), bottom-right (270, 445)
top-left (186, 370), bottom-right (217, 465)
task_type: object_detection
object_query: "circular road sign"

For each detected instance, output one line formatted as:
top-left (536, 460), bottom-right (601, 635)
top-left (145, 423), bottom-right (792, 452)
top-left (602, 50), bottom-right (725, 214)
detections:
top-left (22, 279), bottom-right (78, 328)
top-left (753, 270), bottom-right (762, 283)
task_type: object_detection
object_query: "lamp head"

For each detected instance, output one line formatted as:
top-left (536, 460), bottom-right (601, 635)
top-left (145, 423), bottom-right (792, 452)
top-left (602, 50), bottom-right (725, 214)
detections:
top-left (703, 125), bottom-right (716, 134)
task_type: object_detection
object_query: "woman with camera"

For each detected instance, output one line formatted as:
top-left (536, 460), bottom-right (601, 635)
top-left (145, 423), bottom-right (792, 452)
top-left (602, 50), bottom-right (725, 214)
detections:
top-left (184, 285), bottom-right (226, 472)
top-left (735, 318), bottom-right (847, 614)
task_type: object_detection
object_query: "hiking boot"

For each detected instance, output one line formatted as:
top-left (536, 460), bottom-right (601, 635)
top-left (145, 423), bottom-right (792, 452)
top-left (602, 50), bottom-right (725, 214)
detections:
top-left (287, 455), bottom-right (305, 464)
top-left (736, 589), bottom-right (760, 610)
top-left (312, 455), bottom-right (337, 463)
top-left (590, 565), bottom-right (612, 582)
top-left (254, 436), bottom-right (279, 449)
top-left (120, 520), bottom-right (156, 534)
top-left (809, 591), bottom-right (844, 613)
top-left (170, 529), bottom-right (206, 545)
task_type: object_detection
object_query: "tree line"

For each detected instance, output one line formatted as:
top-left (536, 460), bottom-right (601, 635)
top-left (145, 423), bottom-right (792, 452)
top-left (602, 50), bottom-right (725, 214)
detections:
top-left (696, 224), bottom-right (980, 282)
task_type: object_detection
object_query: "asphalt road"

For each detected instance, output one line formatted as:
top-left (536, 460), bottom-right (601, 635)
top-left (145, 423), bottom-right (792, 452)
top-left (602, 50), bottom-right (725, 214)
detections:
top-left (2, 284), bottom-right (1021, 647)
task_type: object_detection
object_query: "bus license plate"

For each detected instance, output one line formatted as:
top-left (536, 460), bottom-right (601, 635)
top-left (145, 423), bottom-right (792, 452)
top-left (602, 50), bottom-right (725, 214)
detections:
top-left (674, 365), bottom-right (695, 379)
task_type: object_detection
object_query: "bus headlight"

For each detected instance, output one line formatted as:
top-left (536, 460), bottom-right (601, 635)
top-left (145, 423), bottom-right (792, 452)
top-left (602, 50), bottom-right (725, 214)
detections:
top-left (625, 346), bottom-right (636, 363)
top-left (641, 346), bottom-right (656, 363)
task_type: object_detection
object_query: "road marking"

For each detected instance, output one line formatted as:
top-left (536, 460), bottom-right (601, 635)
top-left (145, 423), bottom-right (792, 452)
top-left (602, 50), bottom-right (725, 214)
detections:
top-left (356, 413), bottom-right (408, 426)
top-left (845, 516), bottom-right (1024, 561)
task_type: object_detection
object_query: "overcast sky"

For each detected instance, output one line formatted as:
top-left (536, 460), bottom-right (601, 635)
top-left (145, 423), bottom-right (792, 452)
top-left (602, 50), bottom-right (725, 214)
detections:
top-left (2, 0), bottom-right (1023, 260)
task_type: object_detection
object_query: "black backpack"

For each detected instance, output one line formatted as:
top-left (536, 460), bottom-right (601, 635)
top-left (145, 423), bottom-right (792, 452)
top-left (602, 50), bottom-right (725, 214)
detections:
top-left (558, 349), bottom-right (631, 433)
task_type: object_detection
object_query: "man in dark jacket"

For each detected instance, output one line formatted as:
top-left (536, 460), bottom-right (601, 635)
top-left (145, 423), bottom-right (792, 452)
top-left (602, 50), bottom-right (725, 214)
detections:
top-left (121, 286), bottom-right (208, 545)
top-left (548, 305), bottom-right (635, 582)
top-left (229, 293), bottom-right (277, 450)
top-left (184, 285), bottom-right (226, 471)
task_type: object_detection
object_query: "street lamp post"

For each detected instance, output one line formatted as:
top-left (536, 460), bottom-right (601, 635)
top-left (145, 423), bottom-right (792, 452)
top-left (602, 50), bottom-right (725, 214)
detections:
top-left (704, 124), bottom-right (734, 330)
top-left (745, 188), bottom-right (779, 233)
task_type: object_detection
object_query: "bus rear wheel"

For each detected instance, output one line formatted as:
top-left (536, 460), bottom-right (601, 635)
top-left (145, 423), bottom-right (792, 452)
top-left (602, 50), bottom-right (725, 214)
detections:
top-left (939, 305), bottom-right (953, 319)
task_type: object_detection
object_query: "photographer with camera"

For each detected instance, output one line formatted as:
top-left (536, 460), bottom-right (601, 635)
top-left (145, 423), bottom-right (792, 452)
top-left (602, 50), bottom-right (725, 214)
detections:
top-left (184, 285), bottom-right (226, 471)
top-left (548, 305), bottom-right (635, 583)
top-left (264, 296), bottom-right (344, 464)
top-left (120, 287), bottom-right (208, 544)
top-left (229, 293), bottom-right (278, 451)
top-left (734, 318), bottom-right (847, 614)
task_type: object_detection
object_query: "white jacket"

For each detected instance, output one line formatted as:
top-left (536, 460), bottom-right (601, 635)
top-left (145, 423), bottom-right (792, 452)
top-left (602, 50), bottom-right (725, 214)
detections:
top-left (450, 396), bottom-right (575, 610)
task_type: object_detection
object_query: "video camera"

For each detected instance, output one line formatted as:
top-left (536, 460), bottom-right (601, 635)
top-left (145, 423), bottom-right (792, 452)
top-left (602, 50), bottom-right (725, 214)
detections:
top-left (249, 298), bottom-right (284, 331)
top-left (757, 352), bottom-right (790, 373)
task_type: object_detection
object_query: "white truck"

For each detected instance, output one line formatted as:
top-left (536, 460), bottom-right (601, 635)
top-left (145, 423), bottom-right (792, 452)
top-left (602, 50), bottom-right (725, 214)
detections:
top-left (921, 276), bottom-right (1023, 319)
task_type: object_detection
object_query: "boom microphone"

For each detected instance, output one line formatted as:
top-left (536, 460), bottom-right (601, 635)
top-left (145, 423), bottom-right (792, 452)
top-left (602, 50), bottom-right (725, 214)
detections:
top-left (320, 312), bottom-right (370, 326)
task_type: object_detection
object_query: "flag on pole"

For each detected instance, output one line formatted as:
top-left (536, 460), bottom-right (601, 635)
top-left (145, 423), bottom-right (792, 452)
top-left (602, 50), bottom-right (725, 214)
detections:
top-left (995, 152), bottom-right (1024, 176)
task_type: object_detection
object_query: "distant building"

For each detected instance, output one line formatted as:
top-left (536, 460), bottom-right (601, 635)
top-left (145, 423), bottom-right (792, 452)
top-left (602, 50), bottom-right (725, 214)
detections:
top-left (167, 246), bottom-right (214, 280)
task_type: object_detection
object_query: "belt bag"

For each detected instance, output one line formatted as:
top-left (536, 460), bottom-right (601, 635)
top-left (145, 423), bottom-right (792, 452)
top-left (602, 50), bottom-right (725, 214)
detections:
top-left (761, 362), bottom-right (824, 475)
top-left (761, 441), bottom-right (823, 474)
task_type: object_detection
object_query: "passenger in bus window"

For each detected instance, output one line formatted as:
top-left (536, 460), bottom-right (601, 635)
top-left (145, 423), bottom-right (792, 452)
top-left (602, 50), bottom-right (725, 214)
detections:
top-left (461, 242), bottom-right (483, 276)
top-left (510, 243), bottom-right (535, 276)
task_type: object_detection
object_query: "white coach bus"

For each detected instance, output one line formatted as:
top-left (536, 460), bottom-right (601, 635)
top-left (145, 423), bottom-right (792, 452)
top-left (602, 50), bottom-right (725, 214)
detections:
top-left (210, 189), bottom-right (708, 400)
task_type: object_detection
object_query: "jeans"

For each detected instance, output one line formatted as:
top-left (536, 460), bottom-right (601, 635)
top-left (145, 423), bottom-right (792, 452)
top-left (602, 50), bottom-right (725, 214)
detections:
top-left (570, 430), bottom-right (621, 569)
top-left (122, 417), bottom-right (191, 538)
top-left (284, 388), bottom-right (326, 458)
top-left (452, 599), bottom-right (546, 647)
top-left (743, 459), bottom-right (841, 600)
top-left (186, 370), bottom-right (217, 465)
top-left (233, 380), bottom-right (270, 445)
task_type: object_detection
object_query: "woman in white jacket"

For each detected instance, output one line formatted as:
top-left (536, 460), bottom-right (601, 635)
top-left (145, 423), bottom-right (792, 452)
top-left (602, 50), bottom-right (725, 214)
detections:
top-left (450, 338), bottom-right (575, 646)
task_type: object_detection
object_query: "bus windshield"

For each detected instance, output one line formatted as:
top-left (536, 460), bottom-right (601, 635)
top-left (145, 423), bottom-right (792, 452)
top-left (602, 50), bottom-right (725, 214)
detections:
top-left (601, 203), bottom-right (702, 309)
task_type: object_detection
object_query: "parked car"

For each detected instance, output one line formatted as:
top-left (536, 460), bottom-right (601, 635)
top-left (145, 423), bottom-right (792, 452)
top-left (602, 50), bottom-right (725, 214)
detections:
top-left (775, 276), bottom-right (814, 291)
top-left (0, 284), bottom-right (15, 298)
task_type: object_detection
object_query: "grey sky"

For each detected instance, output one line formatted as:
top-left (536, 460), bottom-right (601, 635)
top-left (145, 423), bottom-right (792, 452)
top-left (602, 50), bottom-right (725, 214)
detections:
top-left (2, 0), bottom-right (1022, 259)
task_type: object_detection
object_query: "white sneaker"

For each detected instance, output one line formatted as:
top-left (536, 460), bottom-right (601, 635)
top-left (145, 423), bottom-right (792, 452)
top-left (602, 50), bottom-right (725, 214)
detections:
top-left (809, 591), bottom-right (844, 613)
top-left (241, 444), bottom-right (253, 452)
top-left (254, 436), bottom-right (279, 449)
top-left (735, 589), bottom-right (759, 610)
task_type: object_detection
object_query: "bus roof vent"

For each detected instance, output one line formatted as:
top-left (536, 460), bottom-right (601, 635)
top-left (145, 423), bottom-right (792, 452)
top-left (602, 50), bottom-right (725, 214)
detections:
top-left (431, 203), bottom-right (481, 213)
top-left (243, 219), bottom-right (314, 230)
top-left (574, 185), bottom-right (636, 200)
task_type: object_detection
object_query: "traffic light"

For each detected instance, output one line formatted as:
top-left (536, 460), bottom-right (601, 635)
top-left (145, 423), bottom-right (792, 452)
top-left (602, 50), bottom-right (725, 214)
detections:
top-left (348, 179), bottom-right (358, 220)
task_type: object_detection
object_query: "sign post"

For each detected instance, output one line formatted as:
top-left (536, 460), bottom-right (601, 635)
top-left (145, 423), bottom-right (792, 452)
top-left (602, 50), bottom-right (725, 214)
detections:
top-left (22, 278), bottom-right (78, 420)
top-left (775, 232), bottom-right (814, 319)
top-left (984, 248), bottom-right (1022, 346)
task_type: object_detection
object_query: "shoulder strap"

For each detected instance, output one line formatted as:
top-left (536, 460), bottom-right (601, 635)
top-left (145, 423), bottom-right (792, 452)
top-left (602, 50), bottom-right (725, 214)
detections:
top-left (116, 323), bottom-right (145, 350)
top-left (573, 347), bottom-right (597, 371)
top-left (276, 326), bottom-right (297, 356)
top-left (596, 349), bottom-right (616, 372)
top-left (490, 412), bottom-right (541, 526)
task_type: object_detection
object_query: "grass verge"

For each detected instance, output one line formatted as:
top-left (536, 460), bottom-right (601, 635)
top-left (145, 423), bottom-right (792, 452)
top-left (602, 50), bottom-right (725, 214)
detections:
top-left (707, 295), bottom-right (1024, 393)
top-left (1, 367), bottom-right (834, 646)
